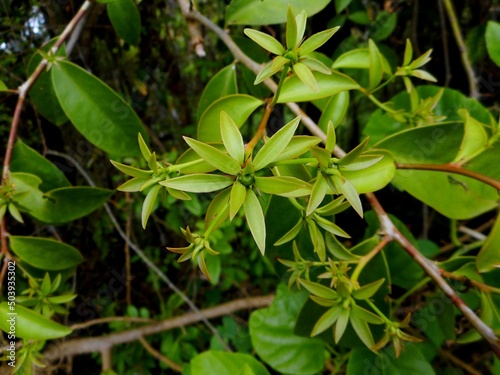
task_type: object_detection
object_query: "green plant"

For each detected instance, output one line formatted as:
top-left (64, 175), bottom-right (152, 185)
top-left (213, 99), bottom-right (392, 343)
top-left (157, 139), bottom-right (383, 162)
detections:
top-left (1, 0), bottom-right (500, 374)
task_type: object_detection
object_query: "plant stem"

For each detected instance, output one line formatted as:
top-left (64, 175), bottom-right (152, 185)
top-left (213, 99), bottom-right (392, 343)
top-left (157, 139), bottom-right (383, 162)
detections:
top-left (270, 66), bottom-right (289, 108)
top-left (395, 162), bottom-right (500, 191)
top-left (365, 299), bottom-right (392, 324)
top-left (441, 0), bottom-right (478, 98)
top-left (366, 93), bottom-right (397, 114)
top-left (350, 236), bottom-right (390, 284)
top-left (245, 99), bottom-right (273, 157)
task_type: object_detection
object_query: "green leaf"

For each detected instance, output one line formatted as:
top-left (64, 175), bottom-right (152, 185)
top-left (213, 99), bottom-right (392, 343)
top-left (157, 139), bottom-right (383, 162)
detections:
top-left (244, 29), bottom-right (284, 55)
top-left (325, 233), bottom-right (360, 261)
top-left (191, 351), bottom-right (270, 375)
top-left (351, 304), bottom-right (383, 325)
top-left (198, 94), bottom-right (264, 142)
top-left (243, 189), bottom-right (266, 255)
top-left (453, 109), bottom-right (488, 162)
top-left (300, 27), bottom-right (340, 55)
top-left (249, 284), bottom-right (325, 374)
top-left (110, 160), bottom-right (153, 178)
top-left (486, 21), bottom-right (500, 67)
top-left (8, 204), bottom-right (23, 223)
top-left (138, 133), bottom-right (152, 161)
top-left (161, 174), bottom-right (234, 193)
top-left (253, 116), bottom-right (301, 170)
top-left (197, 65), bottom-right (238, 121)
top-left (403, 38), bottom-right (413, 66)
top-left (221, 111), bottom-right (245, 165)
top-left (255, 176), bottom-right (310, 197)
top-left (292, 62), bottom-right (318, 92)
top-left (277, 71), bottom-right (359, 103)
top-left (10, 236), bottom-right (83, 270)
top-left (335, 0), bottom-right (352, 13)
top-left (353, 278), bottom-right (386, 300)
top-left (230, 181), bottom-right (247, 220)
top-left (476, 215), bottom-right (500, 272)
top-left (311, 305), bottom-right (341, 336)
top-left (299, 279), bottom-right (338, 300)
top-left (205, 188), bottom-right (231, 232)
top-left (51, 61), bottom-right (148, 156)
top-left (307, 174), bottom-right (328, 216)
top-left (11, 139), bottom-right (70, 191)
top-left (271, 136), bottom-right (322, 162)
top-left (316, 196), bottom-right (349, 216)
top-left (27, 38), bottom-right (68, 125)
top-left (368, 39), bottom-right (383, 90)
top-left (117, 176), bottom-right (151, 192)
top-left (338, 137), bottom-right (369, 166)
top-left (141, 184), bottom-right (161, 228)
top-left (274, 219), bottom-right (303, 246)
top-left (226, 0), bottom-right (330, 26)
top-left (0, 80), bottom-right (8, 91)
top-left (339, 177), bottom-right (363, 217)
top-left (349, 310), bottom-right (375, 348)
top-left (326, 121), bottom-right (337, 153)
top-left (335, 308), bottom-right (350, 343)
top-left (308, 219), bottom-right (326, 261)
top-left (314, 215), bottom-right (350, 238)
top-left (184, 137), bottom-right (241, 175)
top-left (107, 0), bottom-right (141, 45)
top-left (286, 6), bottom-right (298, 49)
top-left (369, 11), bottom-right (397, 42)
top-left (0, 303), bottom-right (72, 340)
top-left (295, 10), bottom-right (307, 47)
top-left (332, 48), bottom-right (392, 75)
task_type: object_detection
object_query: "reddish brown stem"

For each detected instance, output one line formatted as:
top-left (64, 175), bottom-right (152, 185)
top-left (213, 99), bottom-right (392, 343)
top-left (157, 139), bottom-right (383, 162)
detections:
top-left (245, 100), bottom-right (273, 157)
top-left (365, 192), bottom-right (500, 358)
top-left (396, 162), bottom-right (500, 191)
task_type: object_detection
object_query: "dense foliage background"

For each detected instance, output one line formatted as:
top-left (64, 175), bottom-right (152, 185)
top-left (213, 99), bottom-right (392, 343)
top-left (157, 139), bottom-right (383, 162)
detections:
top-left (1, 0), bottom-right (500, 374)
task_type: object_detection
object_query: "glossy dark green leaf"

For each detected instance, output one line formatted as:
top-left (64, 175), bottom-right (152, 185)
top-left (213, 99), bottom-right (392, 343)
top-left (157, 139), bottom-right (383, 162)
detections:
top-left (10, 236), bottom-right (83, 270)
top-left (244, 189), bottom-right (266, 255)
top-left (277, 71), bottom-right (359, 103)
top-left (198, 94), bottom-right (263, 142)
top-left (107, 0), bottom-right (141, 46)
top-left (226, 0), bottom-right (330, 26)
top-left (0, 303), bottom-right (72, 340)
top-left (346, 344), bottom-right (435, 375)
top-left (249, 284), bottom-right (325, 375)
top-left (51, 61), bottom-right (148, 156)
top-left (27, 39), bottom-right (68, 125)
top-left (477, 215), bottom-right (500, 272)
top-left (11, 139), bottom-right (70, 191)
top-left (191, 351), bottom-right (270, 375)
top-left (369, 11), bottom-right (397, 41)
top-left (197, 65), bottom-right (238, 121)
top-left (335, 0), bottom-right (352, 13)
top-left (486, 21), bottom-right (500, 67)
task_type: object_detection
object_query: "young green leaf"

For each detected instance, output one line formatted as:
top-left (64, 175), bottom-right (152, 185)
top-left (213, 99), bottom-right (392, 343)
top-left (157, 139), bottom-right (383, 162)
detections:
top-left (310, 146), bottom-right (331, 168)
top-left (204, 188), bottom-right (231, 232)
top-left (340, 155), bottom-right (383, 171)
top-left (286, 6), bottom-right (298, 49)
top-left (243, 189), bottom-right (266, 255)
top-left (351, 304), bottom-right (384, 324)
top-left (309, 220), bottom-right (326, 261)
top-left (230, 181), bottom-right (247, 220)
top-left (253, 116), bottom-right (301, 170)
top-left (339, 177), bottom-right (363, 218)
top-left (243, 29), bottom-right (285, 55)
top-left (300, 27), bottom-right (340, 55)
top-left (301, 57), bottom-right (332, 75)
top-left (352, 278), bottom-right (386, 300)
top-left (255, 176), bottom-right (310, 197)
top-left (220, 111), bottom-right (245, 165)
top-left (117, 176), bottom-right (151, 192)
top-left (326, 121), bottom-right (336, 153)
top-left (325, 233), bottom-right (360, 261)
top-left (338, 137), bottom-right (369, 166)
top-left (299, 279), bottom-right (338, 300)
top-left (161, 174), bottom-right (234, 193)
top-left (110, 160), bottom-right (153, 178)
top-left (335, 308), bottom-right (350, 343)
top-left (368, 39), bottom-right (383, 90)
top-left (271, 135), bottom-right (322, 162)
top-left (307, 174), bottom-right (328, 216)
top-left (293, 62), bottom-right (318, 92)
top-left (295, 10), bottom-right (307, 47)
top-left (138, 133), bottom-right (151, 161)
top-left (8, 204), bottom-right (24, 223)
top-left (315, 196), bottom-right (347, 216)
top-left (402, 38), bottom-right (413, 66)
top-left (350, 310), bottom-right (376, 349)
top-left (311, 305), bottom-right (342, 336)
top-left (314, 215), bottom-right (350, 238)
top-left (274, 218), bottom-right (303, 246)
top-left (141, 184), bottom-right (161, 228)
top-left (254, 61), bottom-right (274, 84)
top-left (184, 137), bottom-right (241, 175)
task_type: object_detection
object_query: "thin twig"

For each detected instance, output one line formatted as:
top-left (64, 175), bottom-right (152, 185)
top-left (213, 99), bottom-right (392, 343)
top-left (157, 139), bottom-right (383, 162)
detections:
top-left (45, 150), bottom-right (231, 352)
top-left (395, 162), bottom-right (500, 191)
top-left (139, 337), bottom-right (183, 373)
top-left (442, 0), bottom-right (478, 98)
top-left (44, 295), bottom-right (274, 361)
top-left (439, 349), bottom-right (483, 375)
top-left (71, 316), bottom-right (155, 331)
top-left (437, 0), bottom-right (452, 86)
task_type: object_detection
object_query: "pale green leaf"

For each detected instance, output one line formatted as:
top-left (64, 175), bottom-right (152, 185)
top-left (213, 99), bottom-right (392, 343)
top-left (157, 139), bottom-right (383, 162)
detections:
top-left (311, 305), bottom-right (341, 336)
top-left (271, 135), bottom-right (322, 162)
top-left (205, 188), bottom-right (231, 232)
top-left (335, 308), bottom-right (350, 343)
top-left (230, 181), bottom-right (247, 220)
top-left (314, 215), bottom-right (350, 238)
top-left (476, 215), bottom-right (500, 272)
top-left (307, 174), bottom-right (328, 216)
top-left (255, 176), bottom-right (310, 196)
top-left (403, 38), bottom-right (413, 66)
top-left (368, 39), bottom-right (383, 89)
top-left (338, 137), bottom-right (369, 166)
top-left (326, 121), bottom-right (336, 153)
top-left (351, 304), bottom-right (384, 324)
top-left (339, 177), bottom-right (363, 218)
top-left (299, 279), bottom-right (337, 299)
top-left (110, 160), bottom-right (153, 178)
top-left (286, 6), bottom-right (298, 49)
top-left (138, 133), bottom-right (152, 161)
top-left (244, 28), bottom-right (285, 55)
top-left (315, 196), bottom-right (349, 216)
top-left (486, 21), bottom-right (500, 67)
top-left (184, 137), bottom-right (241, 175)
top-left (349, 310), bottom-right (376, 348)
top-left (295, 10), bottom-right (307, 47)
top-left (300, 27), bottom-right (340, 55)
top-left (293, 62), bottom-right (318, 92)
top-left (254, 61), bottom-right (274, 84)
top-left (243, 189), bottom-right (266, 255)
top-left (160, 174), bottom-right (234, 193)
top-left (274, 218), bottom-right (303, 246)
top-left (8, 204), bottom-right (24, 223)
top-left (141, 184), bottom-right (161, 228)
top-left (309, 219), bottom-right (326, 261)
top-left (352, 279), bottom-right (386, 300)
top-left (253, 116), bottom-right (301, 170)
top-left (301, 57), bottom-right (332, 75)
top-left (221, 111), bottom-right (245, 165)
top-left (117, 177), bottom-right (151, 192)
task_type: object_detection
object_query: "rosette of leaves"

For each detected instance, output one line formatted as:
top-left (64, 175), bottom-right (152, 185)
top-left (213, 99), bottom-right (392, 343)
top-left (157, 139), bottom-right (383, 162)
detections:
top-left (244, 6), bottom-right (339, 92)
top-left (0, 176), bottom-right (25, 224)
top-left (111, 133), bottom-right (191, 228)
top-left (161, 111), bottom-right (320, 256)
